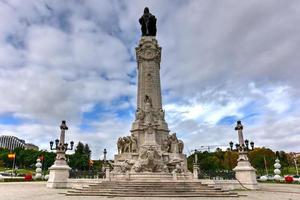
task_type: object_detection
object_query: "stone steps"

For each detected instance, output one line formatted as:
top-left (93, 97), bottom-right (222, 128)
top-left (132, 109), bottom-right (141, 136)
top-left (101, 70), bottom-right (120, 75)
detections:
top-left (65, 181), bottom-right (239, 197)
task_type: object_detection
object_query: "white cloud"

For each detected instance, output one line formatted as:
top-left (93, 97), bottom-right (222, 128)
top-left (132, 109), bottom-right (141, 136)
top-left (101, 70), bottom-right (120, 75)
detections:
top-left (0, 0), bottom-right (299, 159)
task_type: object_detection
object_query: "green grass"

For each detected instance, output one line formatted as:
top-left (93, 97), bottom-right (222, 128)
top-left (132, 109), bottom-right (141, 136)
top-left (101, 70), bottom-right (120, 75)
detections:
top-left (0, 167), bottom-right (34, 175)
top-left (256, 167), bottom-right (299, 176)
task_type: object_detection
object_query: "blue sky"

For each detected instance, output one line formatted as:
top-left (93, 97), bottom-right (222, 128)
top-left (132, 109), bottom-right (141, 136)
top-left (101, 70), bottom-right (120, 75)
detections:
top-left (0, 0), bottom-right (299, 159)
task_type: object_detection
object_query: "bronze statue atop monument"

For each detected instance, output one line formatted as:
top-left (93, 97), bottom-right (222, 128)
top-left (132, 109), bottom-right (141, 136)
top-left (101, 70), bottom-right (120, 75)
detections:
top-left (139, 7), bottom-right (157, 36)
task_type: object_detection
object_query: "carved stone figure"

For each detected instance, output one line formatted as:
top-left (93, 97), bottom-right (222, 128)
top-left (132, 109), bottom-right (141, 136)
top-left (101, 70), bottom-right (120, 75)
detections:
top-left (135, 108), bottom-right (145, 121)
top-left (117, 137), bottom-right (124, 154)
top-left (164, 133), bottom-right (184, 154)
top-left (144, 95), bottom-right (154, 125)
top-left (123, 136), bottom-right (131, 152)
top-left (162, 138), bottom-right (170, 152)
top-left (173, 162), bottom-right (185, 173)
top-left (178, 140), bottom-right (184, 154)
top-left (139, 7), bottom-right (157, 36)
top-left (170, 133), bottom-right (179, 153)
top-left (131, 134), bottom-right (138, 153)
top-left (158, 108), bottom-right (165, 121)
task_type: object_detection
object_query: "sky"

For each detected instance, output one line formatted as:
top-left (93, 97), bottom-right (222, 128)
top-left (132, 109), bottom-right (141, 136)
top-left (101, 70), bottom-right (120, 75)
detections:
top-left (0, 0), bottom-right (299, 159)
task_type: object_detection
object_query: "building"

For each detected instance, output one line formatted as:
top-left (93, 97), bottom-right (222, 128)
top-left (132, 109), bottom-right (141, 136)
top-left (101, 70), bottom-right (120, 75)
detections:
top-left (0, 135), bottom-right (38, 151)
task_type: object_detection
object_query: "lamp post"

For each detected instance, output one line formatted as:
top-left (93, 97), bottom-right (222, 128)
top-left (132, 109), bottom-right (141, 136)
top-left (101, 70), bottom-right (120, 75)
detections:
top-left (102, 148), bottom-right (110, 180)
top-left (102, 148), bottom-right (107, 172)
top-left (192, 149), bottom-right (200, 180)
top-left (8, 153), bottom-right (16, 178)
top-left (250, 141), bottom-right (254, 150)
top-left (293, 153), bottom-right (299, 176)
top-left (49, 121), bottom-right (74, 160)
top-left (245, 139), bottom-right (249, 150)
top-left (103, 148), bottom-right (107, 163)
top-left (235, 144), bottom-right (240, 151)
top-left (232, 120), bottom-right (259, 189)
top-left (194, 149), bottom-right (198, 164)
top-left (229, 141), bottom-right (233, 151)
top-left (47, 120), bottom-right (74, 188)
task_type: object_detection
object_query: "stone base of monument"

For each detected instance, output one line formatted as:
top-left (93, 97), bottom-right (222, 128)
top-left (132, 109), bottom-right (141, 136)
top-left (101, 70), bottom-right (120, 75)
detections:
top-left (47, 160), bottom-right (71, 188)
top-left (65, 180), bottom-right (240, 197)
top-left (233, 159), bottom-right (259, 190)
top-left (109, 171), bottom-right (193, 182)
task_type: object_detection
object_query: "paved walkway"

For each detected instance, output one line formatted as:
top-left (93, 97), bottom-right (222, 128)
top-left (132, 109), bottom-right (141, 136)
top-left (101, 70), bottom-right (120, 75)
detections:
top-left (0, 182), bottom-right (300, 200)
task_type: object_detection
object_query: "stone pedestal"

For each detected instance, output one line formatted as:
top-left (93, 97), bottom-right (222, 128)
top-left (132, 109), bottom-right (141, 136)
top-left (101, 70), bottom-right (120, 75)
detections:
top-left (105, 167), bottom-right (110, 181)
top-left (193, 164), bottom-right (199, 180)
top-left (47, 159), bottom-right (71, 188)
top-left (233, 152), bottom-right (259, 190)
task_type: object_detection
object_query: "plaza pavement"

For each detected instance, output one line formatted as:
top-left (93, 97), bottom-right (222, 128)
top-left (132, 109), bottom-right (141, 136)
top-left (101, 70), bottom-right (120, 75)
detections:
top-left (0, 182), bottom-right (300, 200)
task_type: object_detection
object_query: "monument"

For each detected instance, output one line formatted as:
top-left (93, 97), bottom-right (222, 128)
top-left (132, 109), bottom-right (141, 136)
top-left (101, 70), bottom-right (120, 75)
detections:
top-left (47, 121), bottom-right (74, 188)
top-left (233, 121), bottom-right (259, 189)
top-left (110, 7), bottom-right (192, 180)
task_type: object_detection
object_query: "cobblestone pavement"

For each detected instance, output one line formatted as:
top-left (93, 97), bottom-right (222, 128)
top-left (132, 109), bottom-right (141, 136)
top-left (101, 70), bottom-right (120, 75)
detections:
top-left (0, 182), bottom-right (300, 200)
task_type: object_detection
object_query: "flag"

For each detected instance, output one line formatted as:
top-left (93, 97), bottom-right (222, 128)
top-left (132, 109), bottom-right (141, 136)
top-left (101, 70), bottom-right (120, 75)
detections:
top-left (8, 153), bottom-right (16, 160)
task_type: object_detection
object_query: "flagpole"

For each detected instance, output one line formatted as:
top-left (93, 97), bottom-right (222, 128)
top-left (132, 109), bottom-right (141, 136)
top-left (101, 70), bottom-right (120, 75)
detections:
top-left (264, 156), bottom-right (268, 175)
top-left (13, 155), bottom-right (16, 176)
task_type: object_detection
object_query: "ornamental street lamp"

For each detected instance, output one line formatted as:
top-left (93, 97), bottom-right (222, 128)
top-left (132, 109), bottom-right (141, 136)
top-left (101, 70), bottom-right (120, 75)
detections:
top-left (192, 149), bottom-right (200, 179)
top-left (245, 139), bottom-right (249, 150)
top-left (103, 148), bottom-right (107, 163)
top-left (232, 120), bottom-right (259, 189)
top-left (235, 144), bottom-right (240, 151)
top-left (49, 121), bottom-right (74, 161)
top-left (194, 149), bottom-right (198, 164)
top-left (229, 141), bottom-right (233, 151)
top-left (47, 120), bottom-right (75, 188)
top-left (293, 153), bottom-right (299, 176)
top-left (101, 148), bottom-right (108, 173)
top-left (250, 141), bottom-right (254, 150)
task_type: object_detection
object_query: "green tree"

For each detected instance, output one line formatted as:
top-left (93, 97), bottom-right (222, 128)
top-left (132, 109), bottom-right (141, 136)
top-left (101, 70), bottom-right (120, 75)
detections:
top-left (68, 142), bottom-right (91, 170)
top-left (84, 144), bottom-right (91, 159)
top-left (248, 147), bottom-right (276, 175)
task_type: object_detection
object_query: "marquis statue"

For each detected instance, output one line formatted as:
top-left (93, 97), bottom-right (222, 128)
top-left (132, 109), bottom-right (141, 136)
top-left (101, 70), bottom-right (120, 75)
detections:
top-left (139, 7), bottom-right (157, 36)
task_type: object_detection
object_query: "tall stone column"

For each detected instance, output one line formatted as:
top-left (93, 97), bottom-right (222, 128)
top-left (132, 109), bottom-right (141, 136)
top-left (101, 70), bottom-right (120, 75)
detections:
top-left (136, 36), bottom-right (162, 111)
top-left (131, 36), bottom-right (169, 147)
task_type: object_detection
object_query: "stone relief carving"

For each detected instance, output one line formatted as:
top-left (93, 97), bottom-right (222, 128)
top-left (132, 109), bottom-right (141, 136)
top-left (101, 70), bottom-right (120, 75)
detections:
top-left (135, 95), bottom-right (166, 126)
top-left (172, 162), bottom-right (186, 174)
top-left (113, 160), bottom-right (133, 173)
top-left (136, 38), bottom-right (161, 63)
top-left (131, 146), bottom-right (165, 173)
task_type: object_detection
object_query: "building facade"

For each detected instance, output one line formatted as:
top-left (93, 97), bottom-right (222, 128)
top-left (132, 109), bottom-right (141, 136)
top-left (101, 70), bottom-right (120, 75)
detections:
top-left (0, 135), bottom-right (38, 151)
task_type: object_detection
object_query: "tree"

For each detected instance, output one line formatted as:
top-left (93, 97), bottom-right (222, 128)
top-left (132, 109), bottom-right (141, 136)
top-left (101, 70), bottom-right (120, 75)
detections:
top-left (84, 144), bottom-right (91, 159)
top-left (68, 142), bottom-right (92, 170)
top-left (248, 147), bottom-right (276, 175)
top-left (75, 142), bottom-right (84, 154)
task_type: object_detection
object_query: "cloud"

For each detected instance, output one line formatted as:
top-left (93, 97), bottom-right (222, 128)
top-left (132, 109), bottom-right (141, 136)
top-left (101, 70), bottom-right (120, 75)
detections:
top-left (0, 0), bottom-right (299, 159)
